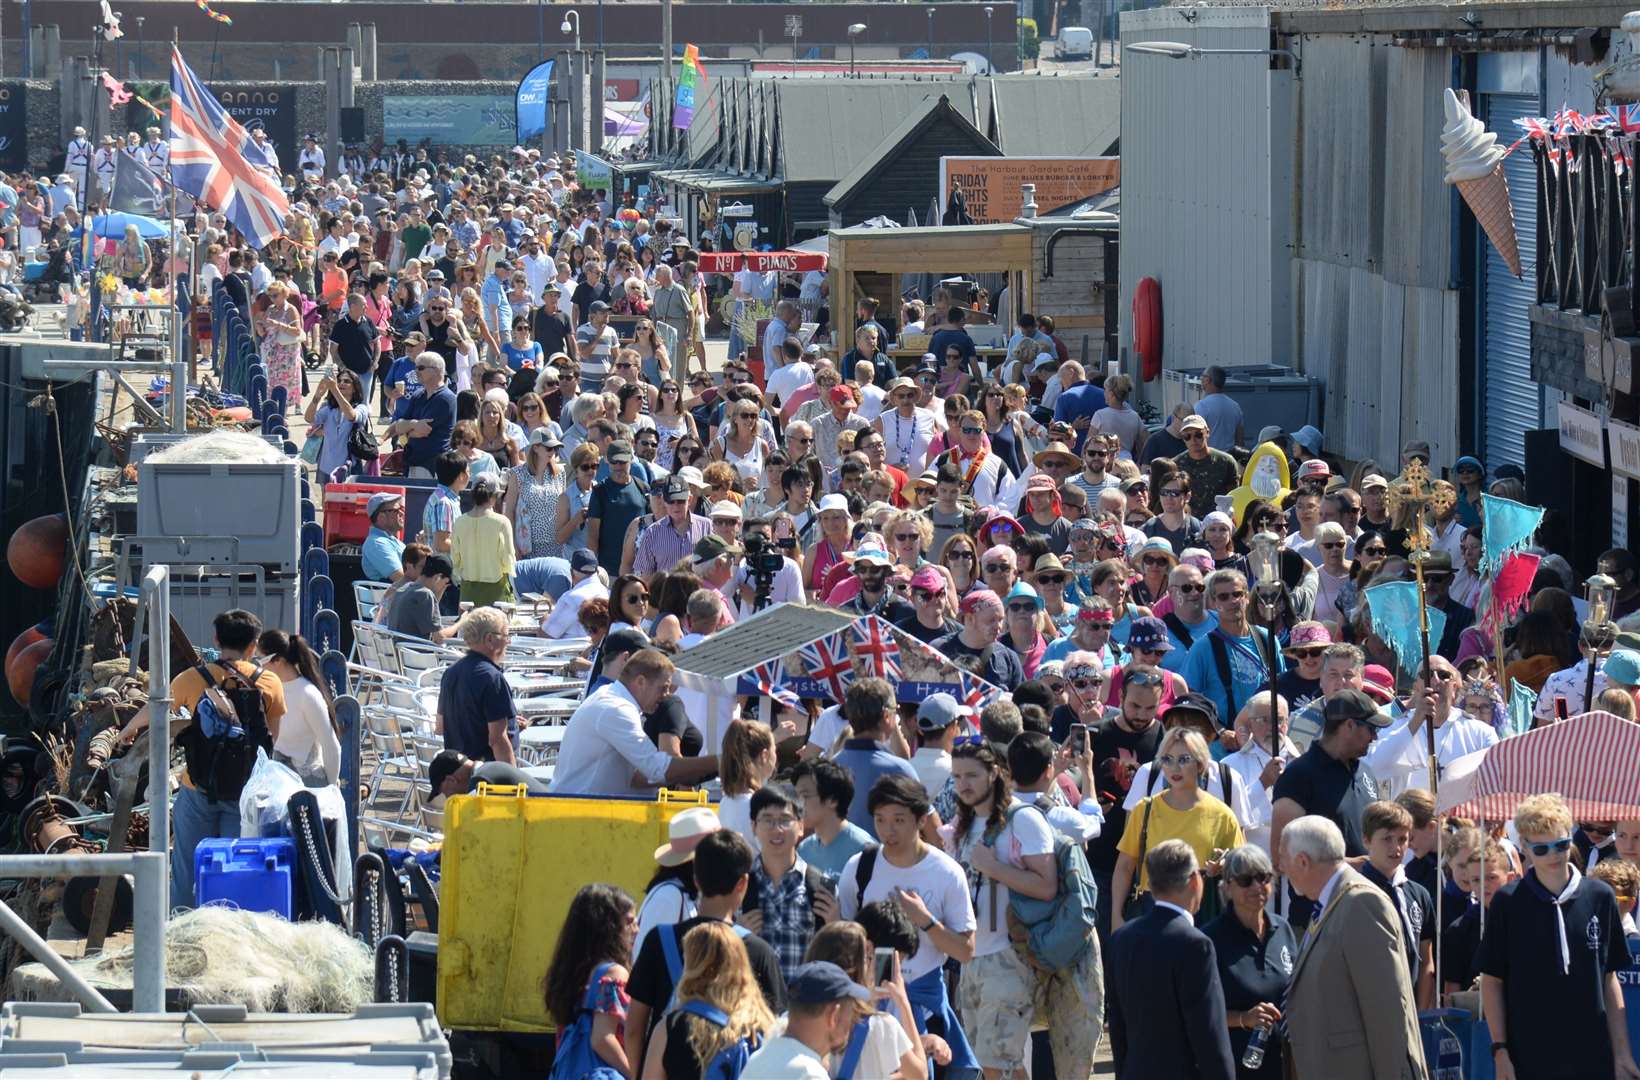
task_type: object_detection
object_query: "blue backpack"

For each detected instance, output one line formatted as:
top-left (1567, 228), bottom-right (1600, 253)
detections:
top-left (834, 1017), bottom-right (872, 1080)
top-left (658, 921), bottom-right (752, 1008)
top-left (547, 961), bottom-right (626, 1080)
top-left (1002, 803), bottom-right (1099, 971)
top-left (675, 1000), bottom-right (760, 1080)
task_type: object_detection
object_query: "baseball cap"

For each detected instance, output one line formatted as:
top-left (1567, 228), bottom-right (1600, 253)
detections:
top-left (709, 500), bottom-right (743, 520)
top-left (692, 535), bottom-right (739, 564)
top-left (1256, 425), bottom-right (1288, 448)
top-left (590, 300), bottom-right (612, 313)
top-left (1180, 414), bottom-right (1209, 433)
top-left (1297, 459), bottom-right (1331, 481)
top-left (425, 269), bottom-right (445, 280)
top-left (607, 440), bottom-right (634, 463)
top-left (787, 961), bottom-right (873, 1007)
top-left (1161, 691), bottom-right (1219, 730)
top-left (652, 807), bottom-right (723, 867)
top-left (818, 493), bottom-right (851, 515)
top-left (570, 548), bottom-right (600, 574)
top-left (1604, 648), bottom-right (1640, 688)
top-left (365, 491), bottom-right (404, 518)
top-left (1362, 664), bottom-right (1396, 704)
top-left (909, 566), bottom-right (945, 593)
top-left (678, 465), bottom-right (706, 490)
top-left (1401, 439), bottom-right (1431, 462)
top-left (494, 259), bottom-right (513, 271)
top-left (602, 627), bottom-right (651, 662)
top-left (829, 385), bottom-right (859, 406)
top-left (916, 692), bottom-right (974, 733)
top-left (427, 749), bottom-right (470, 796)
top-left (529, 428), bottom-right (563, 450)
top-left (1324, 688), bottom-right (1392, 728)
top-left (1033, 351), bottom-right (1059, 370)
top-left (661, 476), bottom-right (690, 501)
top-left (1360, 473), bottom-right (1389, 491)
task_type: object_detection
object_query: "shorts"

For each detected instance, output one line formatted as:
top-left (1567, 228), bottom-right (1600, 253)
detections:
top-left (957, 944), bottom-right (1035, 1069)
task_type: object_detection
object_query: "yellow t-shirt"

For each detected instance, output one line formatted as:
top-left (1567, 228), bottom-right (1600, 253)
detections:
top-left (169, 659), bottom-right (288, 790)
top-left (1116, 790), bottom-right (1244, 893)
top-left (451, 509), bottom-right (516, 585)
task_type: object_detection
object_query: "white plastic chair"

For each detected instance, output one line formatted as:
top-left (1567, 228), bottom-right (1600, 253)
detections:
top-left (353, 580), bottom-right (390, 621)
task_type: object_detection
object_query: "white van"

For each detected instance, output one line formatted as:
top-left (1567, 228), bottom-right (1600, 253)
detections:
top-left (1054, 27), bottom-right (1094, 61)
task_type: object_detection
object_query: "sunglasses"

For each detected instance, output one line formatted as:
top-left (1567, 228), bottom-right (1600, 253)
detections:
top-left (984, 562), bottom-right (1013, 574)
top-left (961, 426), bottom-right (984, 436)
top-left (1528, 837), bottom-right (1574, 857)
top-left (948, 550), bottom-right (975, 561)
top-left (952, 734), bottom-right (988, 748)
top-left (1160, 488), bottom-right (1186, 498)
top-left (1320, 541), bottom-right (1347, 550)
top-left (912, 588), bottom-right (943, 602)
top-left (577, 464), bottom-right (598, 473)
top-left (1583, 824), bottom-right (1615, 837)
top-left (1141, 556), bottom-right (1172, 568)
top-left (1006, 602), bottom-right (1038, 614)
top-left (1081, 617), bottom-right (1114, 630)
top-left (894, 532), bottom-right (921, 543)
top-left (1183, 432), bottom-right (1206, 441)
top-left (1360, 545), bottom-right (1387, 557)
top-left (1127, 671), bottom-right (1164, 687)
top-left (1289, 647), bottom-right (1326, 659)
top-left (1036, 574), bottom-right (1067, 587)
top-left (1071, 677), bottom-right (1104, 690)
top-left (1173, 583), bottom-right (1206, 594)
top-left (1231, 872), bottom-right (1274, 888)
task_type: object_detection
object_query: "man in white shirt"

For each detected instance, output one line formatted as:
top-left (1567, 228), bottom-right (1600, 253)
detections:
top-left (729, 517), bottom-right (803, 619)
top-left (549, 649), bottom-right (719, 797)
top-left (673, 588), bottom-right (738, 742)
top-left (742, 962), bottom-right (872, 1080)
top-left (910, 693), bottom-right (967, 797)
top-left (854, 360), bottom-right (887, 422)
top-left (244, 250), bottom-right (274, 297)
top-left (1365, 654), bottom-right (1498, 798)
top-left (765, 348), bottom-right (812, 412)
top-left (520, 235), bottom-right (553, 302)
top-left (762, 300), bottom-right (799, 374)
top-left (1221, 690), bottom-right (1301, 853)
top-left (541, 548), bottom-right (609, 639)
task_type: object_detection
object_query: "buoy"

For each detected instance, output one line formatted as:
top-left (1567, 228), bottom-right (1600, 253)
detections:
top-left (7, 514), bottom-right (69, 590)
top-left (4, 623), bottom-right (51, 676)
top-left (6, 638), bottom-right (53, 707)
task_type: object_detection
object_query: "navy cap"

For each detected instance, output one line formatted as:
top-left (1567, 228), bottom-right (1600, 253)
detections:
top-left (1323, 688), bottom-right (1391, 728)
top-left (603, 627), bottom-right (651, 660)
top-left (786, 961), bottom-right (873, 1007)
top-left (1126, 615), bottom-right (1173, 654)
top-left (570, 548), bottom-right (599, 574)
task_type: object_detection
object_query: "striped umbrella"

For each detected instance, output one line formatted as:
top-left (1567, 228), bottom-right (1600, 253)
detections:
top-left (1437, 711), bottom-right (1640, 820)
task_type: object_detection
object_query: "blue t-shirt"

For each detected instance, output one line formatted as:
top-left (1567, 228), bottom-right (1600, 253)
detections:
top-left (384, 355), bottom-right (417, 393)
top-left (832, 739), bottom-right (920, 840)
top-left (1180, 626), bottom-right (1284, 731)
top-left (1159, 612), bottom-right (1218, 673)
top-left (437, 651), bottom-right (518, 761)
top-left (1193, 392), bottom-right (1245, 452)
top-left (1053, 383), bottom-right (1105, 452)
top-left (399, 385), bottom-right (458, 469)
top-left (512, 556), bottom-right (572, 600)
top-left (500, 340), bottom-right (544, 372)
top-left (798, 820), bottom-right (876, 884)
top-left (360, 526), bottom-right (406, 582)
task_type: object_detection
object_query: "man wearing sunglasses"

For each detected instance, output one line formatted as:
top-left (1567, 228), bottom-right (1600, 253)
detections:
top-left (1171, 414), bottom-right (1240, 519)
top-left (1365, 654), bottom-right (1497, 799)
top-left (1181, 569), bottom-right (1284, 748)
top-left (895, 566), bottom-right (958, 645)
top-left (1477, 793), bottom-right (1640, 1080)
top-left (1159, 564), bottom-right (1216, 672)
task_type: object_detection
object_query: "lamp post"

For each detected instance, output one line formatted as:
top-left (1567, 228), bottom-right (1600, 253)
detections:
top-left (847, 23), bottom-right (866, 78)
top-left (536, 0), bottom-right (544, 63)
top-left (1249, 531), bottom-right (1284, 762)
top-left (984, 6), bottom-right (994, 74)
top-left (1125, 39), bottom-right (1302, 78)
top-left (927, 8), bottom-right (935, 59)
top-left (1582, 573), bottom-right (1618, 713)
top-left (133, 14), bottom-right (144, 79)
top-left (561, 10), bottom-right (581, 53)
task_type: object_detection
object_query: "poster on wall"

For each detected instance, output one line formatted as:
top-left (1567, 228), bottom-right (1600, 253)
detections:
top-left (385, 95), bottom-right (516, 147)
top-left (0, 85), bottom-right (25, 172)
top-left (938, 156), bottom-right (1120, 224)
top-left (210, 85), bottom-right (298, 172)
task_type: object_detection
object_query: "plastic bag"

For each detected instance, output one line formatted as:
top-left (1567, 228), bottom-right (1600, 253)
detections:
top-left (239, 749), bottom-right (305, 838)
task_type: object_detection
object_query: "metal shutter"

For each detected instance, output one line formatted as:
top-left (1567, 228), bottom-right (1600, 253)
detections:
top-left (1481, 93), bottom-right (1543, 473)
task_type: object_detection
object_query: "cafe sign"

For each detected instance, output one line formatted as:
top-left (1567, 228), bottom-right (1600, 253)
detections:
top-left (1558, 401), bottom-right (1607, 467)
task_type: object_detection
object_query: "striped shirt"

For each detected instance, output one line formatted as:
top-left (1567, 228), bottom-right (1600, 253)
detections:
top-left (633, 513), bottom-right (712, 576)
top-left (423, 485), bottom-right (459, 547)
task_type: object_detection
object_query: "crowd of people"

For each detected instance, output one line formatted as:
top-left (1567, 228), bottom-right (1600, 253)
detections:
top-left (23, 129), bottom-right (1640, 1080)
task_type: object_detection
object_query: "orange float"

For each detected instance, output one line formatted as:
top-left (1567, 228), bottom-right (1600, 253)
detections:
top-left (6, 638), bottom-right (52, 707)
top-left (4, 624), bottom-right (50, 676)
top-left (7, 513), bottom-right (69, 589)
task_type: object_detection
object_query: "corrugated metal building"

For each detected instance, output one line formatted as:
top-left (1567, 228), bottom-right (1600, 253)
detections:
top-left (1120, 2), bottom-right (1626, 476)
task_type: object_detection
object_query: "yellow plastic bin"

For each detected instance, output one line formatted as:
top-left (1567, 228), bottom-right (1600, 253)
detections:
top-left (436, 786), bottom-right (712, 1032)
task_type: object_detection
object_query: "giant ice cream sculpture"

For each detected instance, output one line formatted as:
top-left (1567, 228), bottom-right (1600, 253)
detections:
top-left (1442, 87), bottom-right (1521, 277)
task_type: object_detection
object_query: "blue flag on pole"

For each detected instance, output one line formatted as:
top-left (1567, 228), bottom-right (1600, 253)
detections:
top-left (1365, 580), bottom-right (1448, 677)
top-left (515, 60), bottom-right (554, 144)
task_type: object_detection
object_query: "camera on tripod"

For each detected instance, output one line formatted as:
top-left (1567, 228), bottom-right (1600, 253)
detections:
top-left (743, 534), bottom-right (786, 611)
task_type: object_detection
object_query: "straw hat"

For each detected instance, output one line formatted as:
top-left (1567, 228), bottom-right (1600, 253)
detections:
top-left (653, 807), bottom-right (723, 867)
top-left (1032, 441), bottom-right (1081, 470)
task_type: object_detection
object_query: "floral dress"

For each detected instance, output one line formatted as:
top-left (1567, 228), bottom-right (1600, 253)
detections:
top-left (260, 300), bottom-right (305, 408)
top-left (510, 463), bottom-right (566, 558)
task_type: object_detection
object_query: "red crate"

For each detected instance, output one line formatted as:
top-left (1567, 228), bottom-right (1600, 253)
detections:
top-left (324, 481), bottom-right (405, 548)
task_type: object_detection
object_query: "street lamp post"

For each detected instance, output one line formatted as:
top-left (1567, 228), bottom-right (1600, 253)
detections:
top-left (537, 0), bottom-right (544, 63)
top-left (984, 7), bottom-right (994, 74)
top-left (1125, 39), bottom-right (1302, 78)
top-left (847, 23), bottom-right (866, 78)
top-left (134, 15), bottom-right (144, 78)
top-left (927, 8), bottom-right (935, 59)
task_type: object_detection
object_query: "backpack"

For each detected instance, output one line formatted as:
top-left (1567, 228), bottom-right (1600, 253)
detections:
top-left (739, 864), bottom-right (836, 925)
top-left (850, 844), bottom-right (881, 910)
top-left (183, 662), bottom-right (272, 802)
top-left (546, 961), bottom-right (626, 1080)
top-left (674, 1000), bottom-right (761, 1080)
top-left (1161, 612), bottom-right (1196, 651)
top-left (1001, 804), bottom-right (1099, 971)
top-left (834, 1017), bottom-right (873, 1080)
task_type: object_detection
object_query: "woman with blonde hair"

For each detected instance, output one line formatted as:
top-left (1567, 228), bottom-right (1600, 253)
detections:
top-left (260, 280), bottom-right (306, 410)
top-left (717, 719), bottom-right (777, 853)
top-left (1111, 726), bottom-right (1243, 931)
top-left (639, 921), bottom-right (775, 1080)
top-left (555, 442), bottom-right (601, 553)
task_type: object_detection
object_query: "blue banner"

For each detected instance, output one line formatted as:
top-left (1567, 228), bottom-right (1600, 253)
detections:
top-left (515, 60), bottom-right (554, 144)
top-left (736, 674), bottom-right (965, 704)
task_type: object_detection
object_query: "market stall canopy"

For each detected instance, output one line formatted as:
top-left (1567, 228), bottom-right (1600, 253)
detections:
top-left (695, 250), bottom-right (828, 273)
top-left (1437, 710), bottom-right (1640, 820)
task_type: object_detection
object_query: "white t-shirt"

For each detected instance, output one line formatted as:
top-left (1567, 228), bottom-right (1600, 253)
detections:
top-left (673, 631), bottom-right (737, 750)
top-left (542, 576), bottom-right (608, 639)
top-left (767, 360), bottom-right (814, 406)
top-left (768, 1009), bottom-right (913, 1080)
top-left (858, 384), bottom-right (887, 422)
top-left (839, 845), bottom-right (976, 982)
top-left (634, 878), bottom-right (695, 957)
top-left (743, 1035), bottom-right (830, 1080)
top-left (272, 676), bottom-right (341, 784)
top-left (806, 705), bottom-right (848, 755)
top-left (947, 800), bottom-right (1054, 958)
top-left (718, 791), bottom-right (759, 855)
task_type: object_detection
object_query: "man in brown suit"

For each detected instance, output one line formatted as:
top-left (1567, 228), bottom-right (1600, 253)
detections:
top-left (1280, 814), bottom-right (1428, 1080)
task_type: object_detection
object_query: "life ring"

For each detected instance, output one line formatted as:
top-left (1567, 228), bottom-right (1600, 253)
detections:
top-left (1133, 276), bottom-right (1163, 382)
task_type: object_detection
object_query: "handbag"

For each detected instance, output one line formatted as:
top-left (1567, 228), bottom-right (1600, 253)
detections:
top-left (348, 413), bottom-right (380, 462)
top-left (1125, 794), bottom-right (1156, 916)
top-left (299, 430), bottom-right (323, 465)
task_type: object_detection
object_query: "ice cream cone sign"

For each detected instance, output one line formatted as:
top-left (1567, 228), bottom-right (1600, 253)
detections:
top-left (1442, 87), bottom-right (1522, 277)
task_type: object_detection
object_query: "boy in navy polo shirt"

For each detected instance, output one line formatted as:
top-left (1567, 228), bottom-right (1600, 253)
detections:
top-left (1359, 800), bottom-right (1436, 1007)
top-left (1478, 793), bottom-right (1640, 1080)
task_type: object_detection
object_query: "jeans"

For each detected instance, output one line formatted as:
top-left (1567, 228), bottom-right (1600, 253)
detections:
top-left (171, 784), bottom-right (242, 908)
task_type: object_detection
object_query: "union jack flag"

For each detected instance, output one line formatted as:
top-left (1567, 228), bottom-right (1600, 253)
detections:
top-left (798, 632), bottom-right (855, 702)
top-left (1513, 116), bottom-right (1551, 141)
top-left (957, 669), bottom-right (1000, 712)
top-left (753, 660), bottom-right (800, 711)
top-left (168, 46), bottom-right (289, 249)
top-left (1609, 105), bottom-right (1640, 134)
top-left (850, 617), bottom-right (901, 680)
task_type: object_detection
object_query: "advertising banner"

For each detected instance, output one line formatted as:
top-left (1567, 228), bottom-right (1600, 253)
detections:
top-left (515, 61), bottom-right (554, 144)
top-left (386, 95), bottom-right (517, 147)
top-left (0, 85), bottom-right (24, 172)
top-left (939, 155), bottom-right (1120, 223)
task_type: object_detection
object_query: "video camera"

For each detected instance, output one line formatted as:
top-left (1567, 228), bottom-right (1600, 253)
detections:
top-left (743, 534), bottom-right (785, 612)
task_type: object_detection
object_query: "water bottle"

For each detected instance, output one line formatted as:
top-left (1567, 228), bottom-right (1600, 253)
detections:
top-left (1241, 1023), bottom-right (1270, 1069)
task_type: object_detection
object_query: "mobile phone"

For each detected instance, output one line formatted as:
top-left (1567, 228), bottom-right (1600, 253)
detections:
top-left (873, 946), bottom-right (895, 986)
top-left (1069, 722), bottom-right (1089, 753)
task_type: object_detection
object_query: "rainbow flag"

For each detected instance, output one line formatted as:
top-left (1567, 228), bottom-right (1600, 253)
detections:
top-left (673, 44), bottom-right (704, 130)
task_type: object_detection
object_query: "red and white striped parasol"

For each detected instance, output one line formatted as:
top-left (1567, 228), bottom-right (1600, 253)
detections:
top-left (1437, 710), bottom-right (1640, 820)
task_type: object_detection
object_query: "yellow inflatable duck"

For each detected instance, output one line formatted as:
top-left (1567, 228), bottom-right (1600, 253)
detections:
top-left (1227, 441), bottom-right (1292, 526)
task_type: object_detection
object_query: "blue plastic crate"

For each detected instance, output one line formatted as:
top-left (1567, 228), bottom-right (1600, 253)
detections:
top-left (194, 837), bottom-right (295, 919)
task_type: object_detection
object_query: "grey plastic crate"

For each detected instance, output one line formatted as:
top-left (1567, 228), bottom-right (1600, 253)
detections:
top-left (127, 431), bottom-right (285, 466)
top-left (164, 568), bottom-right (299, 642)
top-left (137, 460), bottom-right (301, 571)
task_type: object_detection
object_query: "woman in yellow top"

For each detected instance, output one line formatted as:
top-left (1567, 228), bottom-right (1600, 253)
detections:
top-left (450, 474), bottom-right (516, 606)
top-left (1111, 727), bottom-right (1243, 933)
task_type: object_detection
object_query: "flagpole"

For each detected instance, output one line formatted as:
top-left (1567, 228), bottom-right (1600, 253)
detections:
top-left (169, 31), bottom-right (186, 434)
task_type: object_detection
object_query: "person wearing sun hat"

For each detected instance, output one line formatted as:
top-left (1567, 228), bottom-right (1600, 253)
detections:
top-left (1107, 615), bottom-right (1188, 706)
top-left (1030, 552), bottom-right (1080, 635)
top-left (1277, 621), bottom-right (1333, 714)
top-left (834, 542), bottom-right (915, 623)
top-left (1000, 581), bottom-right (1050, 678)
top-left (1021, 472), bottom-right (1072, 556)
top-left (1129, 536), bottom-right (1178, 607)
top-left (634, 806), bottom-right (724, 951)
